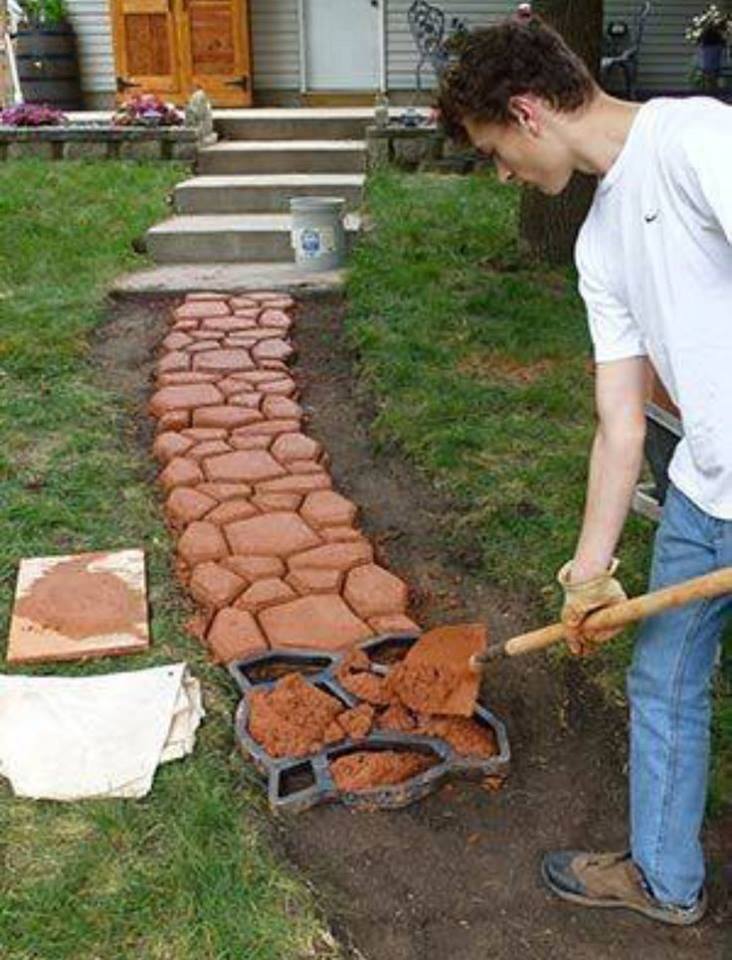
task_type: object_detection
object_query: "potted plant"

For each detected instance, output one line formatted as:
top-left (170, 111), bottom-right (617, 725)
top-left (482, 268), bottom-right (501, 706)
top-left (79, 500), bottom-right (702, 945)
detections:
top-left (15, 0), bottom-right (83, 110)
top-left (685, 3), bottom-right (731, 83)
top-left (112, 94), bottom-right (184, 128)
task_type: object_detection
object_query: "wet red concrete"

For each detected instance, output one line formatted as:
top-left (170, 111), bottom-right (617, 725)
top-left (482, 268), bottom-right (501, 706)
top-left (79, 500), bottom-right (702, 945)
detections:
top-left (330, 751), bottom-right (436, 792)
top-left (247, 643), bottom-right (496, 789)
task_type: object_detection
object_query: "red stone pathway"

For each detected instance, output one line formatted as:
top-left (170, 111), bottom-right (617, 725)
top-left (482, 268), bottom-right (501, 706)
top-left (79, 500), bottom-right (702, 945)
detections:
top-left (150, 292), bottom-right (419, 663)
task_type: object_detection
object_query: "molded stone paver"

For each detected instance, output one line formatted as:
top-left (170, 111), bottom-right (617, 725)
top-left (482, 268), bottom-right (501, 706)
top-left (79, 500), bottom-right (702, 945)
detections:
top-left (206, 499), bottom-right (259, 525)
top-left (252, 339), bottom-right (293, 363)
top-left (159, 457), bottom-right (204, 491)
top-left (149, 293), bottom-right (419, 675)
top-left (288, 459), bottom-right (327, 476)
top-left (320, 526), bottom-right (366, 544)
top-left (192, 349), bottom-right (254, 374)
top-left (163, 331), bottom-right (193, 351)
top-left (229, 392), bottom-right (263, 409)
top-left (203, 450), bottom-right (286, 484)
top-left (186, 340), bottom-right (222, 354)
top-left (259, 308), bottom-right (292, 329)
top-left (288, 542), bottom-right (373, 572)
top-left (202, 316), bottom-right (260, 333)
top-left (270, 432), bottom-right (321, 463)
top-left (186, 440), bottom-right (232, 461)
top-left (235, 577), bottom-right (296, 613)
top-left (256, 472), bottom-right (332, 495)
top-left (225, 512), bottom-right (321, 558)
top-left (175, 300), bottom-right (230, 319)
top-left (286, 568), bottom-right (343, 596)
top-left (157, 351), bottom-right (191, 375)
top-left (368, 614), bottom-right (421, 634)
top-left (192, 406), bottom-right (262, 430)
top-left (178, 521), bottom-right (229, 568)
top-left (230, 435), bottom-right (272, 451)
top-left (231, 418), bottom-right (301, 437)
top-left (251, 493), bottom-right (302, 513)
top-left (166, 487), bottom-right (217, 526)
top-left (157, 371), bottom-right (220, 386)
top-left (343, 564), bottom-right (409, 620)
top-left (216, 376), bottom-right (255, 397)
top-left (153, 432), bottom-right (194, 464)
top-left (223, 555), bottom-right (285, 582)
top-left (190, 562), bottom-right (245, 609)
top-left (207, 607), bottom-right (267, 663)
top-left (197, 481), bottom-right (253, 502)
top-left (300, 490), bottom-right (357, 529)
top-left (149, 383), bottom-right (223, 417)
top-left (259, 594), bottom-right (372, 651)
top-left (261, 396), bottom-right (302, 420)
top-left (182, 427), bottom-right (228, 441)
top-left (157, 410), bottom-right (190, 433)
top-left (258, 379), bottom-right (297, 397)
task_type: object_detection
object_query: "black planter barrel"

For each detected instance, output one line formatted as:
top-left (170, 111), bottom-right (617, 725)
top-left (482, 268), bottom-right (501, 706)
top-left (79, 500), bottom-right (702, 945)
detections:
top-left (15, 22), bottom-right (83, 110)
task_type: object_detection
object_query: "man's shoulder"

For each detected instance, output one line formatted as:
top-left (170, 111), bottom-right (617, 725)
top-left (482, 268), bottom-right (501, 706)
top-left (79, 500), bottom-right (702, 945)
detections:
top-left (648, 96), bottom-right (732, 151)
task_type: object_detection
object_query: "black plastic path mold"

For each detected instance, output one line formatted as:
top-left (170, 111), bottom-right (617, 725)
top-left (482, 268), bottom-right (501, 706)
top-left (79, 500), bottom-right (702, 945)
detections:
top-left (229, 632), bottom-right (511, 814)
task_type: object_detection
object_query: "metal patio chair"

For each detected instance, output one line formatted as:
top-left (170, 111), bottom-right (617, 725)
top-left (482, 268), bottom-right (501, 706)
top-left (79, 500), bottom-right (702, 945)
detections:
top-left (600, 0), bottom-right (652, 101)
top-left (407, 0), bottom-right (467, 93)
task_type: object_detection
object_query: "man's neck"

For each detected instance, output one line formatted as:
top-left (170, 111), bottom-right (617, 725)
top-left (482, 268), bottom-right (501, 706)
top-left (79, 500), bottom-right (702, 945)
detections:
top-left (558, 92), bottom-right (644, 179)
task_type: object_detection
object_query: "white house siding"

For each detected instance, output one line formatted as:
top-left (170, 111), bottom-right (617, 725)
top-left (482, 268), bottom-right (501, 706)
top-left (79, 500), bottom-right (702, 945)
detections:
top-left (65, 0), bottom-right (115, 106)
top-left (61, 0), bottom-right (724, 106)
top-left (250, 0), bottom-right (301, 91)
top-left (606, 0), bottom-right (705, 93)
top-left (386, 0), bottom-right (506, 90)
top-left (385, 0), bottom-right (715, 94)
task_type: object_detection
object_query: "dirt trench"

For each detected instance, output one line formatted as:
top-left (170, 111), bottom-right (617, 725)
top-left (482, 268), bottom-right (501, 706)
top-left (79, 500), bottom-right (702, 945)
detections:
top-left (98, 293), bottom-right (730, 960)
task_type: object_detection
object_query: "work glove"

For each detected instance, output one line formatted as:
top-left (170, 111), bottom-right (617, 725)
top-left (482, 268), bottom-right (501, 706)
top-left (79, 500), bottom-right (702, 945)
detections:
top-left (557, 558), bottom-right (627, 656)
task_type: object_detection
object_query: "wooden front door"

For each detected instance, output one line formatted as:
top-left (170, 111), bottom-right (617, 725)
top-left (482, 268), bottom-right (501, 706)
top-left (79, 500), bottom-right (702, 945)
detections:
top-left (110, 0), bottom-right (252, 106)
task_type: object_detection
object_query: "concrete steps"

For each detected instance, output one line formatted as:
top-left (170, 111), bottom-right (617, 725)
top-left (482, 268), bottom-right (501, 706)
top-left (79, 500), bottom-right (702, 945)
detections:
top-left (146, 110), bottom-right (377, 269)
top-left (214, 108), bottom-right (375, 142)
top-left (197, 140), bottom-right (366, 176)
top-left (175, 173), bottom-right (365, 214)
top-left (146, 213), bottom-right (362, 264)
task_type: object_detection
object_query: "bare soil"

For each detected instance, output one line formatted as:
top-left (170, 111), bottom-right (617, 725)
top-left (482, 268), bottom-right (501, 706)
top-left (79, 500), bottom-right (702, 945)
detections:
top-left (98, 294), bottom-right (730, 960)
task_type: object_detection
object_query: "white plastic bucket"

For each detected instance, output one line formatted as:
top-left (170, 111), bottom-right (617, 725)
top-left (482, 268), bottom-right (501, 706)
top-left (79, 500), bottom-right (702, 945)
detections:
top-left (290, 196), bottom-right (346, 272)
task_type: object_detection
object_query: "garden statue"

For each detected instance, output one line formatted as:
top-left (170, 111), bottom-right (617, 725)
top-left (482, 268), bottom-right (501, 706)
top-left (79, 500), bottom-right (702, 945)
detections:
top-left (185, 88), bottom-right (216, 145)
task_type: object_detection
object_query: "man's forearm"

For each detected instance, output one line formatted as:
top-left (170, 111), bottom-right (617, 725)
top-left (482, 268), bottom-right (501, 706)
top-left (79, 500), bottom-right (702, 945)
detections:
top-left (570, 423), bottom-right (646, 584)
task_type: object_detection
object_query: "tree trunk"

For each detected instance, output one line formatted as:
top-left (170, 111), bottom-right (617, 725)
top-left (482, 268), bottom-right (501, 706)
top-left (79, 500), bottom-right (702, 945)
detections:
top-left (518, 0), bottom-right (604, 264)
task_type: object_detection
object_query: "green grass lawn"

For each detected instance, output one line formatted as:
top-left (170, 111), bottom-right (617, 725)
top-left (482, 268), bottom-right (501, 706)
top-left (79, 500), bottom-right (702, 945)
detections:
top-left (0, 161), bottom-right (333, 960)
top-left (346, 168), bottom-right (731, 812)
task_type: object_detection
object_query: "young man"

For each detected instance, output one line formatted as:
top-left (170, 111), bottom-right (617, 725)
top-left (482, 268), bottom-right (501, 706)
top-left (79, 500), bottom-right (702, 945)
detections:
top-left (439, 16), bottom-right (732, 926)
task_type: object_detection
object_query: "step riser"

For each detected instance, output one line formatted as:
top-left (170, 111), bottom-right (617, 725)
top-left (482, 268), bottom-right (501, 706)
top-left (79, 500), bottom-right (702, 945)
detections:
top-left (215, 117), bottom-right (369, 141)
top-left (175, 183), bottom-right (363, 214)
top-left (147, 231), bottom-right (357, 264)
top-left (198, 150), bottom-right (365, 176)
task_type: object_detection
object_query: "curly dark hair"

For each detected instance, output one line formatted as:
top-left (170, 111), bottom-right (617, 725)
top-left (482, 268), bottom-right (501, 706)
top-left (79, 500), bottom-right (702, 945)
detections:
top-left (437, 16), bottom-right (596, 141)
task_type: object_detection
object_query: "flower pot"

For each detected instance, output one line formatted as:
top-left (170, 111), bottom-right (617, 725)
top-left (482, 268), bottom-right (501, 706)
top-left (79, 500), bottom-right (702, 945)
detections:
top-left (698, 42), bottom-right (725, 74)
top-left (15, 21), bottom-right (83, 110)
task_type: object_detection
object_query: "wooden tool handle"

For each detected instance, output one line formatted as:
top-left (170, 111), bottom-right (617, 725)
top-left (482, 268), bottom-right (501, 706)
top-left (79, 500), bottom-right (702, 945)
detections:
top-left (480, 567), bottom-right (732, 662)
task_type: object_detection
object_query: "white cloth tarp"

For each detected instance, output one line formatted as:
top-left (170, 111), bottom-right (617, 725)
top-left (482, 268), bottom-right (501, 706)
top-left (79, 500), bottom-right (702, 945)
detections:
top-left (0, 663), bottom-right (204, 800)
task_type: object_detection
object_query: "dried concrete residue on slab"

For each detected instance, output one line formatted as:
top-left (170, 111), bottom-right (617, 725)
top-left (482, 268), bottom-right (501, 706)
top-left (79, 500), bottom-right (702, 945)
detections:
top-left (7, 549), bottom-right (149, 665)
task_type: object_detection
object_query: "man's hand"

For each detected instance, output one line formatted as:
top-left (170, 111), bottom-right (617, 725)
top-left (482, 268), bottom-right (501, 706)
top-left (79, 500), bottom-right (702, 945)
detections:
top-left (557, 559), bottom-right (628, 656)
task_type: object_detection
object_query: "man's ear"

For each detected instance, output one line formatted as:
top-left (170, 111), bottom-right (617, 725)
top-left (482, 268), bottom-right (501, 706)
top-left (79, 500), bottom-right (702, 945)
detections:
top-left (507, 95), bottom-right (541, 136)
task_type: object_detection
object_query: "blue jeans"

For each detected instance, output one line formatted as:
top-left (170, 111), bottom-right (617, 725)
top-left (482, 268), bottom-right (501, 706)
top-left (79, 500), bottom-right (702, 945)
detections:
top-left (628, 484), bottom-right (732, 906)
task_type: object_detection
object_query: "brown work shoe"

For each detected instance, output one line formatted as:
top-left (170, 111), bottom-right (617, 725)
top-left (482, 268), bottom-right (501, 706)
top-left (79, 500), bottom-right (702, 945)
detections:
top-left (541, 850), bottom-right (707, 926)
